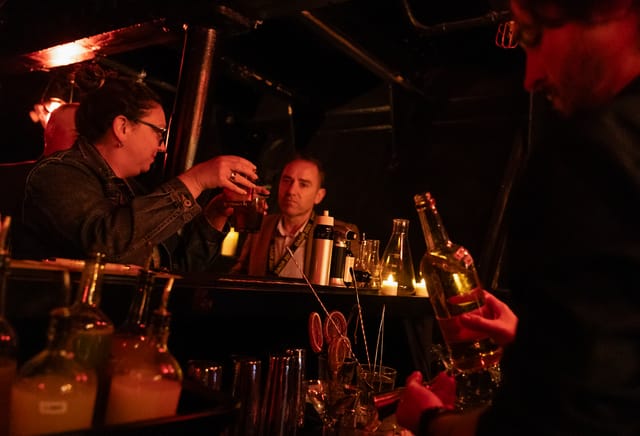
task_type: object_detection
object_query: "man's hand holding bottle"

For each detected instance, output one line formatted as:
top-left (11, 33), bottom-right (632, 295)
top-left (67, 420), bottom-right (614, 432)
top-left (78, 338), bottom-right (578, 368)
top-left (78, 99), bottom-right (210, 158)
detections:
top-left (396, 290), bottom-right (518, 433)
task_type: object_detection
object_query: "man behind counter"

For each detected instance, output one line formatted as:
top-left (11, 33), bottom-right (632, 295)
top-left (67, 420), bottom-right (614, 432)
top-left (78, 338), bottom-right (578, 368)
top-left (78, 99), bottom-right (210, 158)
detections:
top-left (231, 155), bottom-right (357, 279)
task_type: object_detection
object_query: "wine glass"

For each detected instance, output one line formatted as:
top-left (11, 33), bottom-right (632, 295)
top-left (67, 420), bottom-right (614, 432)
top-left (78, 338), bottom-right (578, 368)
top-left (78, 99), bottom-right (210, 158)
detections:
top-left (306, 378), bottom-right (360, 434)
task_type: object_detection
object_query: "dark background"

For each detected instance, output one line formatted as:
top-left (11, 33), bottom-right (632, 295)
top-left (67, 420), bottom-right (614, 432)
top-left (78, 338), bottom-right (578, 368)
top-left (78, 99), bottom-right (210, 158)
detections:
top-left (0, 0), bottom-right (528, 288)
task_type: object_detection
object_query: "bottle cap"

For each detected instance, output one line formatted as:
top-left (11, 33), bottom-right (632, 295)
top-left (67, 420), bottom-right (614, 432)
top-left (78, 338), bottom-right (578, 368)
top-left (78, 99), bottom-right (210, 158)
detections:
top-left (316, 210), bottom-right (334, 226)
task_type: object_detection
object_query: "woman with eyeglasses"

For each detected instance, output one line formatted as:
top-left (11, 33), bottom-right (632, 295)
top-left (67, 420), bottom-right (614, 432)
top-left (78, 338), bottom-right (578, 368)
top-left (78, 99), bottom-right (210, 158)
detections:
top-left (17, 76), bottom-right (264, 272)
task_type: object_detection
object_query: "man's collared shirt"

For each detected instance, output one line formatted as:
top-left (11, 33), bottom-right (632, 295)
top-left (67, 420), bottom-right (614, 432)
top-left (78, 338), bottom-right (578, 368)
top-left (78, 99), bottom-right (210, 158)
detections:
top-left (273, 216), bottom-right (309, 278)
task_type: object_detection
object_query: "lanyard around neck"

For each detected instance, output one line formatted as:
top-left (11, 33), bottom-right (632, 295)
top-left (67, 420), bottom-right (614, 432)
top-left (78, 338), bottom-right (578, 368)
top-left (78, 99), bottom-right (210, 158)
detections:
top-left (269, 211), bottom-right (316, 275)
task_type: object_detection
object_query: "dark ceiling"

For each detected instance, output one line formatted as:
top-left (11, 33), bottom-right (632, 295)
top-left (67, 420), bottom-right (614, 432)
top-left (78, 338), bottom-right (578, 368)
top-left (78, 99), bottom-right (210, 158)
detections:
top-left (0, 0), bottom-right (511, 93)
top-left (0, 0), bottom-right (516, 161)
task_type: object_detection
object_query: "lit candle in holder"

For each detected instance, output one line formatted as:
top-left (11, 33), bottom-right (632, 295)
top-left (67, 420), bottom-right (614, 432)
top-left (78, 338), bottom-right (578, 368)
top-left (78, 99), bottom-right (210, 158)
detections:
top-left (413, 278), bottom-right (428, 296)
top-left (221, 227), bottom-right (239, 257)
top-left (380, 274), bottom-right (398, 296)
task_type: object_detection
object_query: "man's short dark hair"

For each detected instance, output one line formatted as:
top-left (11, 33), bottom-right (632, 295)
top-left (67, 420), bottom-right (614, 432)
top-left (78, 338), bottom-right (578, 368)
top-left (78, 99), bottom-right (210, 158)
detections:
top-left (285, 153), bottom-right (326, 188)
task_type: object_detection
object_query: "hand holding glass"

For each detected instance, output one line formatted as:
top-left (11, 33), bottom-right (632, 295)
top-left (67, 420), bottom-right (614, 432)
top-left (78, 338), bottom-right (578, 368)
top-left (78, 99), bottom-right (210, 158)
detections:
top-left (224, 187), bottom-right (269, 233)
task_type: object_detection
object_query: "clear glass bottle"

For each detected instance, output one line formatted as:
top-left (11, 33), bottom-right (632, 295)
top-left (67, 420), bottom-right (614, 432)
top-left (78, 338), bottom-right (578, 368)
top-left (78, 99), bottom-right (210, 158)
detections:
top-left (68, 252), bottom-right (114, 426)
top-left (111, 268), bottom-right (156, 361)
top-left (414, 192), bottom-right (502, 409)
top-left (0, 226), bottom-right (18, 436)
top-left (10, 307), bottom-right (97, 435)
top-left (380, 218), bottom-right (416, 295)
top-left (104, 277), bottom-right (183, 425)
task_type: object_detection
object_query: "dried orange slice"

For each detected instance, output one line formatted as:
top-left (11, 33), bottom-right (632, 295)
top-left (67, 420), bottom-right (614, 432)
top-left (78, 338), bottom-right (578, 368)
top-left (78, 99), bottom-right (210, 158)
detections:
top-left (327, 335), bottom-right (351, 374)
top-left (323, 310), bottom-right (347, 346)
top-left (308, 312), bottom-right (324, 354)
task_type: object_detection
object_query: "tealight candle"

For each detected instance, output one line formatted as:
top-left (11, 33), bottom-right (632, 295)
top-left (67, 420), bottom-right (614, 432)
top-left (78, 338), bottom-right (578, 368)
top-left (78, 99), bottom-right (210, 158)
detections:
top-left (221, 227), bottom-right (239, 257)
top-left (380, 274), bottom-right (398, 296)
top-left (413, 278), bottom-right (428, 297)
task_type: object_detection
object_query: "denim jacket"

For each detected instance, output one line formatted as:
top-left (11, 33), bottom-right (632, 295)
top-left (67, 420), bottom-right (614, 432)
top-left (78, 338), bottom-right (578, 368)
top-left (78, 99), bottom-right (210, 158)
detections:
top-left (17, 139), bottom-right (224, 272)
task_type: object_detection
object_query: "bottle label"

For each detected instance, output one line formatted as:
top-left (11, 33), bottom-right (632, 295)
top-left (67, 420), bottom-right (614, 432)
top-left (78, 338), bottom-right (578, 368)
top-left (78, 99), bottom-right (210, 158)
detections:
top-left (343, 256), bottom-right (355, 283)
top-left (39, 401), bottom-right (68, 415)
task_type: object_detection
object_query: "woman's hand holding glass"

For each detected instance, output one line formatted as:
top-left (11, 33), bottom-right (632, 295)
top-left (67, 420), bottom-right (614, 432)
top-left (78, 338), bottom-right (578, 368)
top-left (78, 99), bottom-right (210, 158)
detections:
top-left (178, 155), bottom-right (259, 199)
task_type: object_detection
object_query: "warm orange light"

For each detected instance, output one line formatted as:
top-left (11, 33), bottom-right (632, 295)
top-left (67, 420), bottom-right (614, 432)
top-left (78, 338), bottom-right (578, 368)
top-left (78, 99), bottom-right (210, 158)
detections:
top-left (32, 41), bottom-right (100, 69)
top-left (47, 42), bottom-right (98, 67)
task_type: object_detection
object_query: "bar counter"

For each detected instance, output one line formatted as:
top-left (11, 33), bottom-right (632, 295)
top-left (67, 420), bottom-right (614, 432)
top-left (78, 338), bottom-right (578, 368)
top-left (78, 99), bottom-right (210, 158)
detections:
top-left (169, 274), bottom-right (436, 382)
top-left (6, 266), bottom-right (437, 391)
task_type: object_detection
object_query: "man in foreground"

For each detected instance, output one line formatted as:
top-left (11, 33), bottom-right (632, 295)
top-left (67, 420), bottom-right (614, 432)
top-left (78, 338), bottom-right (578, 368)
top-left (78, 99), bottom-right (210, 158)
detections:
top-left (396, 0), bottom-right (640, 434)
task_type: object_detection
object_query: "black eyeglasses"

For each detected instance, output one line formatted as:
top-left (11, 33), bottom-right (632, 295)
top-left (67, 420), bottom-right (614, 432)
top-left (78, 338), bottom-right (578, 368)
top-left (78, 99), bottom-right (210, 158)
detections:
top-left (135, 119), bottom-right (168, 143)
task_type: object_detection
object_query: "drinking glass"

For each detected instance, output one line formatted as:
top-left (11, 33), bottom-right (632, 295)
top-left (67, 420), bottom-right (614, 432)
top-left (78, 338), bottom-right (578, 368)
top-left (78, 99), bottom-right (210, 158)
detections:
top-left (186, 360), bottom-right (223, 391)
top-left (356, 364), bottom-right (397, 394)
top-left (229, 356), bottom-right (262, 436)
top-left (366, 240), bottom-right (381, 289)
top-left (224, 188), bottom-right (269, 233)
top-left (353, 239), bottom-right (380, 289)
top-left (258, 353), bottom-right (297, 436)
top-left (315, 353), bottom-right (360, 433)
top-left (286, 348), bottom-right (306, 429)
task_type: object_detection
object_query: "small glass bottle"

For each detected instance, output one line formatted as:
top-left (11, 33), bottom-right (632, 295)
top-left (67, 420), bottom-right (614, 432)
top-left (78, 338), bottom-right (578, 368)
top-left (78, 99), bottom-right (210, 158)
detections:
top-left (104, 277), bottom-right (183, 425)
top-left (10, 307), bottom-right (97, 435)
top-left (414, 192), bottom-right (502, 409)
top-left (342, 239), bottom-right (355, 287)
top-left (380, 218), bottom-right (416, 295)
top-left (68, 252), bottom-right (114, 426)
top-left (0, 219), bottom-right (18, 436)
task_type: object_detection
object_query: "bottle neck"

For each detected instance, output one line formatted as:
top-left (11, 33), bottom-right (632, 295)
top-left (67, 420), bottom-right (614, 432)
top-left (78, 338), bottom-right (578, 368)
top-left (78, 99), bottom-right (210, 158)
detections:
top-left (75, 253), bottom-right (106, 307)
top-left (0, 250), bottom-right (9, 317)
top-left (345, 240), bottom-right (353, 254)
top-left (148, 309), bottom-right (171, 351)
top-left (415, 195), bottom-right (451, 252)
top-left (47, 307), bottom-right (74, 353)
top-left (121, 270), bottom-right (155, 334)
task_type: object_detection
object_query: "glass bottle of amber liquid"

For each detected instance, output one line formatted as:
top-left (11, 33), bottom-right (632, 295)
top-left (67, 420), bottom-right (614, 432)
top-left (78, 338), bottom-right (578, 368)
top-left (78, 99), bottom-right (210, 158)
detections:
top-left (105, 277), bottom-right (183, 425)
top-left (110, 267), bottom-right (156, 363)
top-left (414, 192), bottom-right (502, 409)
top-left (10, 307), bottom-right (97, 435)
top-left (68, 252), bottom-right (114, 426)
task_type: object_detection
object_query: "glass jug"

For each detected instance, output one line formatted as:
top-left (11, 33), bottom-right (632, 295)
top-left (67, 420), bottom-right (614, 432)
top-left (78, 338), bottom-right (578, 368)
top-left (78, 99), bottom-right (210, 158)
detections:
top-left (380, 218), bottom-right (416, 295)
top-left (104, 277), bottom-right (183, 425)
top-left (10, 307), bottom-right (97, 435)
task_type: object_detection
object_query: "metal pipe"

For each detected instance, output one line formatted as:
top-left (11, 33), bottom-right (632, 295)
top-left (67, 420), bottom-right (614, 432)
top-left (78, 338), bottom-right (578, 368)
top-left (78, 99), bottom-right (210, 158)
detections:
top-left (401, 1), bottom-right (511, 36)
top-left (162, 25), bottom-right (217, 179)
top-left (299, 10), bottom-right (423, 96)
